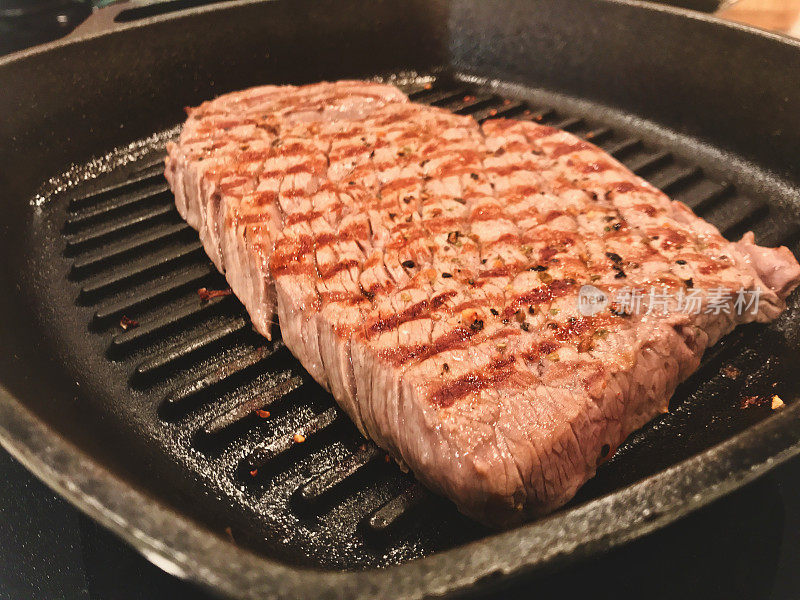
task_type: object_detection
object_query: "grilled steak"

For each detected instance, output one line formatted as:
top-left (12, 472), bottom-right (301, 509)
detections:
top-left (165, 81), bottom-right (800, 526)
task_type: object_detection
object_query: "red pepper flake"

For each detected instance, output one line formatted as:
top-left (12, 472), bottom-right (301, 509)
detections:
top-left (423, 82), bottom-right (433, 90)
top-left (503, 98), bottom-right (512, 106)
top-left (119, 315), bottom-right (139, 331)
top-left (489, 108), bottom-right (498, 116)
top-left (255, 409), bottom-right (271, 418)
top-left (224, 526), bottom-right (236, 543)
top-left (463, 95), bottom-right (475, 103)
top-left (198, 287), bottom-right (233, 302)
top-left (293, 433), bottom-right (306, 444)
top-left (249, 469), bottom-right (258, 477)
top-left (384, 454), bottom-right (391, 463)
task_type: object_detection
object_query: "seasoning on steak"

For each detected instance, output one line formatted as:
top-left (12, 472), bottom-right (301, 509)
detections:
top-left (165, 80), bottom-right (800, 526)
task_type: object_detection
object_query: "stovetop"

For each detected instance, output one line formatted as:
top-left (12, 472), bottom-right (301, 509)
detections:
top-left (2, 444), bottom-right (799, 599)
top-left (0, 1), bottom-right (92, 55)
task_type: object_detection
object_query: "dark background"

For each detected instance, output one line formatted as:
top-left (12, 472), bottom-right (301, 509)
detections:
top-left (1, 446), bottom-right (799, 600)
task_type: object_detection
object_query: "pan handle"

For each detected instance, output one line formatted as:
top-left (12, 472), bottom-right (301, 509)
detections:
top-left (62, 2), bottom-right (128, 40)
top-left (64, 0), bottom-right (231, 41)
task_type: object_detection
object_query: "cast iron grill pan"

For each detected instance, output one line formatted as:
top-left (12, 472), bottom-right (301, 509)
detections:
top-left (45, 74), bottom-right (800, 568)
top-left (3, 1), bottom-right (800, 596)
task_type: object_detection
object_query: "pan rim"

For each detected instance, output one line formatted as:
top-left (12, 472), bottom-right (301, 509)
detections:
top-left (1, 0), bottom-right (800, 69)
top-left (1, 374), bottom-right (799, 599)
top-left (2, 0), bottom-right (800, 597)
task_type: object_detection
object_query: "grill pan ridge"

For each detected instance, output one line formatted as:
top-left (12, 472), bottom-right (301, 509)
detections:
top-left (1, 1), bottom-right (800, 598)
top-left (50, 73), bottom-right (800, 568)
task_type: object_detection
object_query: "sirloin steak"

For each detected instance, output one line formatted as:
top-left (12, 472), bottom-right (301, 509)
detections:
top-left (165, 81), bottom-right (800, 526)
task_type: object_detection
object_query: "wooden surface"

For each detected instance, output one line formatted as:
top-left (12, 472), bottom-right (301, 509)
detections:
top-left (718, 0), bottom-right (800, 36)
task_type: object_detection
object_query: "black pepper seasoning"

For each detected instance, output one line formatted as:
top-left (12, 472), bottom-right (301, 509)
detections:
top-left (401, 260), bottom-right (415, 269)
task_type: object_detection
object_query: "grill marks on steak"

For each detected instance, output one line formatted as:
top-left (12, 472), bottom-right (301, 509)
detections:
top-left (167, 82), bottom-right (409, 336)
top-left (166, 81), bottom-right (800, 525)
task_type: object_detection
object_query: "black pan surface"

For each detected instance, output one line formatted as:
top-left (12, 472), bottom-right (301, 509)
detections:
top-left (1, 1), bottom-right (799, 598)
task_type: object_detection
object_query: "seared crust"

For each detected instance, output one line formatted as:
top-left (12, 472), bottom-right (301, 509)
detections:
top-left (166, 81), bottom-right (800, 526)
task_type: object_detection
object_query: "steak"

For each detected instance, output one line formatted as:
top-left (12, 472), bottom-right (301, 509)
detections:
top-left (165, 81), bottom-right (800, 526)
